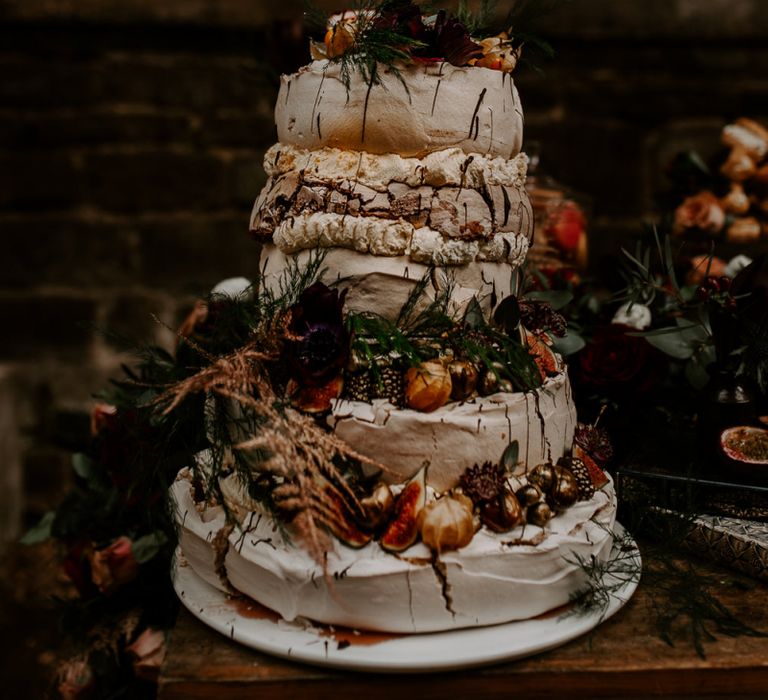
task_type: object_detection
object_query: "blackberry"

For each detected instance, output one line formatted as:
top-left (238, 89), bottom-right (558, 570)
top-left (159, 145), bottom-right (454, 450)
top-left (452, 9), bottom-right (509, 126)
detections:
top-left (345, 371), bottom-right (372, 402)
top-left (379, 366), bottom-right (406, 406)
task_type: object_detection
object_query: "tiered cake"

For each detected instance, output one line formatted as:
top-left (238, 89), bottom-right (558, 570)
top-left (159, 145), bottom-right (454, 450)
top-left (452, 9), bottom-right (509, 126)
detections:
top-left (173, 7), bottom-right (616, 634)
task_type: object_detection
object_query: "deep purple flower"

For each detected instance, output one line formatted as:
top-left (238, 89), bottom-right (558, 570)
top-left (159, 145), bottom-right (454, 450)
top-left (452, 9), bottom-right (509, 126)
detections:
top-left (286, 282), bottom-right (350, 386)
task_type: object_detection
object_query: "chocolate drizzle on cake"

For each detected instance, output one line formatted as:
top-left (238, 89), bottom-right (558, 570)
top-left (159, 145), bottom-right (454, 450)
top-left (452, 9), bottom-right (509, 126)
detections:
top-left (468, 88), bottom-right (487, 140)
top-left (501, 184), bottom-right (512, 226)
top-left (430, 553), bottom-right (455, 616)
top-left (361, 76), bottom-right (376, 143)
top-left (310, 71), bottom-right (326, 135)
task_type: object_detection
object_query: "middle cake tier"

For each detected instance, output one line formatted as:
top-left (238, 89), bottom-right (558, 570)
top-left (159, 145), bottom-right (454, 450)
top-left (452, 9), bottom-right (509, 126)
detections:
top-left (250, 144), bottom-right (534, 270)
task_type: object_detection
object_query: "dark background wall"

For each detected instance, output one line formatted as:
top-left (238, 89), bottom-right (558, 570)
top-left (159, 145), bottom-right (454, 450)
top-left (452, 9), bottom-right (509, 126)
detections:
top-left (2, 0), bottom-right (768, 542)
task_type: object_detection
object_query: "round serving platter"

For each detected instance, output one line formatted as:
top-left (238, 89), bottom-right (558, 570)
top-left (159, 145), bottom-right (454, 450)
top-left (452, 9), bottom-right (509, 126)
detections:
top-left (172, 522), bottom-right (641, 673)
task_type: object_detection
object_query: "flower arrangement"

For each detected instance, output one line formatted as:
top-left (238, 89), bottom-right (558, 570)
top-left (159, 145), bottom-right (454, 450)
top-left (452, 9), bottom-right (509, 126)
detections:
top-left (304, 0), bottom-right (554, 89)
top-left (530, 227), bottom-right (768, 475)
top-left (665, 118), bottom-right (768, 246)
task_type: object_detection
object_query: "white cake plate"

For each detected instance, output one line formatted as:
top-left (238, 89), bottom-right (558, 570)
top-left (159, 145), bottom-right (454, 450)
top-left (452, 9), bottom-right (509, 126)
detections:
top-left (172, 523), bottom-right (640, 673)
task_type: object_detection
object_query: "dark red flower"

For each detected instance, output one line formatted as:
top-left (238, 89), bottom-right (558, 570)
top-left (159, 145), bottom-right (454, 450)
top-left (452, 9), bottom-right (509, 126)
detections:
top-left (577, 324), bottom-right (665, 394)
top-left (285, 282), bottom-right (350, 386)
top-left (432, 11), bottom-right (483, 66)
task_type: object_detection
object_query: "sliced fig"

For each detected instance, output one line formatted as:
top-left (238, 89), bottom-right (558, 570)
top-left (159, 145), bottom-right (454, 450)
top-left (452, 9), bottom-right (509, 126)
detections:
top-left (287, 375), bottom-right (344, 413)
top-left (326, 512), bottom-right (374, 549)
top-left (380, 466), bottom-right (427, 552)
top-left (720, 426), bottom-right (768, 464)
top-left (525, 330), bottom-right (560, 380)
top-left (318, 478), bottom-right (372, 549)
top-left (360, 483), bottom-right (395, 531)
top-left (573, 445), bottom-right (609, 489)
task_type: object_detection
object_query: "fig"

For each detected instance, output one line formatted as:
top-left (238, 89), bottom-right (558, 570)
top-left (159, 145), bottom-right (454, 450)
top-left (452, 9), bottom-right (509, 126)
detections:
top-left (549, 466), bottom-right (579, 509)
top-left (287, 375), bottom-right (343, 413)
top-left (448, 360), bottom-right (479, 401)
top-left (528, 501), bottom-right (553, 527)
top-left (525, 330), bottom-right (560, 380)
top-left (419, 493), bottom-right (476, 553)
top-left (380, 466), bottom-right (427, 552)
top-left (319, 480), bottom-right (373, 549)
top-left (480, 487), bottom-right (524, 533)
top-left (527, 463), bottom-right (556, 493)
top-left (405, 361), bottom-right (452, 412)
top-left (360, 483), bottom-right (395, 530)
top-left (573, 445), bottom-right (609, 489)
top-left (478, 363), bottom-right (514, 395)
top-left (515, 483), bottom-right (543, 507)
top-left (720, 426), bottom-right (768, 464)
top-left (326, 514), bottom-right (374, 549)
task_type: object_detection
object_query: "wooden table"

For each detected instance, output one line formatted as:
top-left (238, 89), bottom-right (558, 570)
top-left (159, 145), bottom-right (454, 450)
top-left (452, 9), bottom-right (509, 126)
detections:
top-left (158, 552), bottom-right (768, 700)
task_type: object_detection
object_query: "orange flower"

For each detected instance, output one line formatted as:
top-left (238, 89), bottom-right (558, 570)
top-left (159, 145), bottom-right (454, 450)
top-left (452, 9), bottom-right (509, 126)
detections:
top-left (673, 191), bottom-right (725, 235)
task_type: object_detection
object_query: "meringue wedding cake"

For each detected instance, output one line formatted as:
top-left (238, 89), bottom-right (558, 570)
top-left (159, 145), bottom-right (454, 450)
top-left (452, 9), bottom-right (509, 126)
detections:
top-left (172, 5), bottom-right (616, 635)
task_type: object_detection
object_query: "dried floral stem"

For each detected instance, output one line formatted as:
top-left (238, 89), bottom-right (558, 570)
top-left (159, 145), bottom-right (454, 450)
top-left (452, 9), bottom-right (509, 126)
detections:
top-left (153, 340), bottom-right (388, 567)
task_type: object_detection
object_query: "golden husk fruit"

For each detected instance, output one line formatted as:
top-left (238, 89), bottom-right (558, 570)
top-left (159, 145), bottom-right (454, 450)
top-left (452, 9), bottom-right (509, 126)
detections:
top-left (419, 494), bottom-right (476, 553)
top-left (405, 361), bottom-right (452, 412)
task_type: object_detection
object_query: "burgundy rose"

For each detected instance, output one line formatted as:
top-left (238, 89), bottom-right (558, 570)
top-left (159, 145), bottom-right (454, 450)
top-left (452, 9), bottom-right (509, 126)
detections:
top-left (285, 282), bottom-right (350, 387)
top-left (577, 324), bottom-right (664, 394)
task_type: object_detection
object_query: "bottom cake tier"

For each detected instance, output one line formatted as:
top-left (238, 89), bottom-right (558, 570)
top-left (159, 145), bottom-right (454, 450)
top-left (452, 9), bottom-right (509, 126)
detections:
top-left (171, 468), bottom-right (616, 634)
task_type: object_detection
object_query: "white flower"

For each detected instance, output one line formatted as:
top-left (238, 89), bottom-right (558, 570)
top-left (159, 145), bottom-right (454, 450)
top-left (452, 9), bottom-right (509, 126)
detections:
top-left (211, 276), bottom-right (252, 299)
top-left (725, 255), bottom-right (752, 279)
top-left (612, 302), bottom-right (652, 330)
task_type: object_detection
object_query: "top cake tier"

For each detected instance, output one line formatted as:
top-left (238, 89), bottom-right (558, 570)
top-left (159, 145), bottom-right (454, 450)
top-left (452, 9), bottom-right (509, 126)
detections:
top-left (277, 60), bottom-right (524, 159)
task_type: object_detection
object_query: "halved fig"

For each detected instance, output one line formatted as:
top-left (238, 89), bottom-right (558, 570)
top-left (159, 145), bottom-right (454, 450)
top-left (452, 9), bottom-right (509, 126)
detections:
top-left (287, 375), bottom-right (343, 413)
top-left (319, 477), bottom-right (371, 549)
top-left (380, 466), bottom-right (427, 552)
top-left (573, 444), bottom-right (610, 489)
top-left (326, 513), bottom-right (373, 549)
top-left (720, 426), bottom-right (768, 464)
top-left (525, 330), bottom-right (560, 380)
top-left (360, 483), bottom-right (395, 531)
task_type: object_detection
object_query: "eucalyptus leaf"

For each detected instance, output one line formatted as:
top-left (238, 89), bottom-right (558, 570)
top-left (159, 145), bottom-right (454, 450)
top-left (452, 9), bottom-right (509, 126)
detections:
top-left (526, 290), bottom-right (573, 310)
top-left (20, 511), bottom-right (55, 545)
top-left (132, 531), bottom-right (168, 564)
top-left (463, 297), bottom-right (485, 331)
top-left (552, 331), bottom-right (586, 356)
top-left (645, 329), bottom-right (697, 359)
top-left (500, 440), bottom-right (520, 472)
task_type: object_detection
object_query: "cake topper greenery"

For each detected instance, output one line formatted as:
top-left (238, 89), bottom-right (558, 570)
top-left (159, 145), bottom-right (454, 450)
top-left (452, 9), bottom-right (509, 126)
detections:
top-left (304, 0), bottom-right (555, 90)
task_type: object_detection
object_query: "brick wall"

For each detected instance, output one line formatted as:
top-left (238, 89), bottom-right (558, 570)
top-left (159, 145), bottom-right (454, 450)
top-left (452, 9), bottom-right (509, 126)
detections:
top-left (3, 0), bottom-right (768, 539)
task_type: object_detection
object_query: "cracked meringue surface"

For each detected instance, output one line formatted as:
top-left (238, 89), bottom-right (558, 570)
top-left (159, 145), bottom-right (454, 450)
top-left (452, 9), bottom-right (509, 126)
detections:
top-left (172, 470), bottom-right (615, 633)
